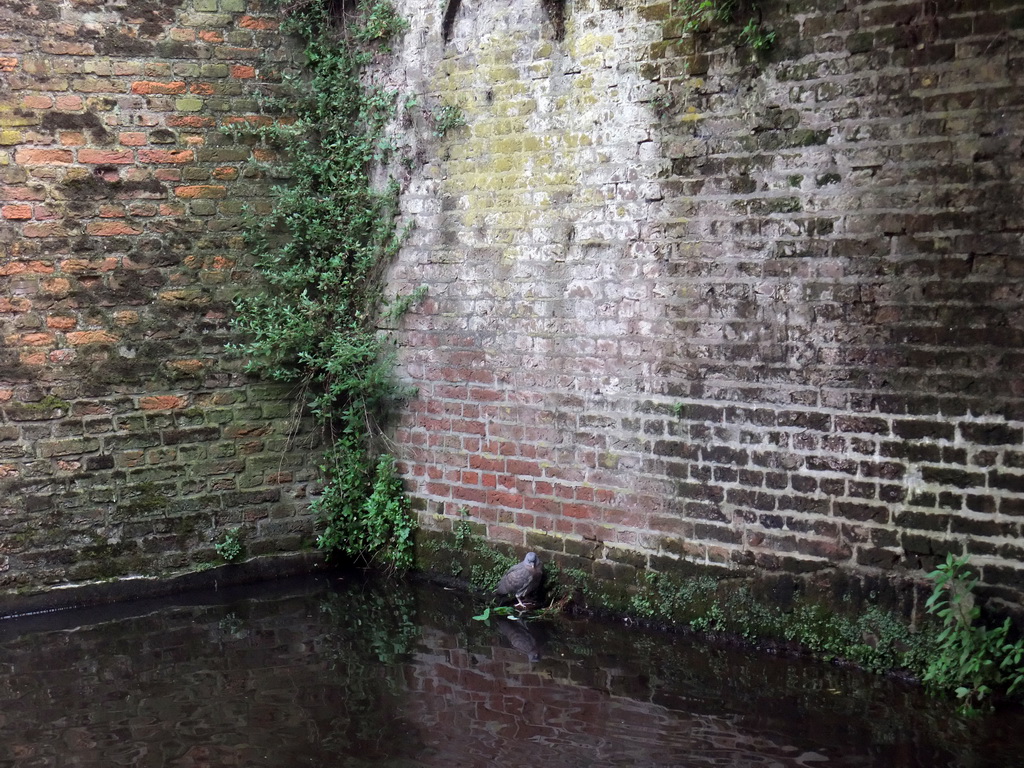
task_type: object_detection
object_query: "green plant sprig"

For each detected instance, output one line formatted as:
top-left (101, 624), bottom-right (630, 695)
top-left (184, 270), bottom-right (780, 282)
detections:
top-left (216, 528), bottom-right (244, 563)
top-left (923, 554), bottom-right (1024, 714)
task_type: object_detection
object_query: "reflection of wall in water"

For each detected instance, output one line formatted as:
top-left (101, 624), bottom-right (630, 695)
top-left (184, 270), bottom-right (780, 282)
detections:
top-left (0, 579), bottom-right (990, 767)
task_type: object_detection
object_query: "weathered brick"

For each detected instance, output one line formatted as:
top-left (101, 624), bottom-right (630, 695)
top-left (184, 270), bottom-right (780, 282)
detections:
top-left (891, 420), bottom-right (955, 441)
top-left (2, 204), bottom-right (32, 220)
top-left (66, 331), bottom-right (118, 345)
top-left (38, 437), bottom-right (101, 458)
top-left (14, 148), bottom-right (74, 164)
top-left (78, 149), bottom-right (135, 164)
top-left (960, 422), bottom-right (1023, 445)
top-left (131, 80), bottom-right (187, 95)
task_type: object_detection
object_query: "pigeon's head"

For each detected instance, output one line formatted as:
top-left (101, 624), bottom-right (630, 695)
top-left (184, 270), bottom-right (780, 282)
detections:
top-left (524, 552), bottom-right (538, 566)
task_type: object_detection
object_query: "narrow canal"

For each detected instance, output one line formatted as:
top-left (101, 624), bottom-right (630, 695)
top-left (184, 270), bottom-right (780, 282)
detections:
top-left (0, 572), bottom-right (1020, 767)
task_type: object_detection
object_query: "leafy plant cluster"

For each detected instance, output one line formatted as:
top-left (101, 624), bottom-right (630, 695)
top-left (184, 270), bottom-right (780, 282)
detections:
top-left (677, 0), bottom-right (775, 51)
top-left (430, 104), bottom-right (467, 138)
top-left (624, 555), bottom-right (1024, 714)
top-left (922, 554), bottom-right (1024, 713)
top-left (628, 570), bottom-right (932, 676)
top-left (232, 0), bottom-right (416, 570)
top-left (216, 528), bottom-right (244, 563)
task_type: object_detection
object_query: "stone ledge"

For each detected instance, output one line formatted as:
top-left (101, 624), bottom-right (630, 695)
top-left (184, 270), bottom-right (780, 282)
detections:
top-left (0, 551), bottom-right (328, 621)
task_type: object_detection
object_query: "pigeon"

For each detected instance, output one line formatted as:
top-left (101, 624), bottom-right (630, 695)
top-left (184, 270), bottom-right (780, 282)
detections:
top-left (495, 551), bottom-right (543, 609)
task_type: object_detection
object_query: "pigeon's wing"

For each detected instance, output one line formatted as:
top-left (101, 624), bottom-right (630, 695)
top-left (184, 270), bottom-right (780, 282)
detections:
top-left (495, 563), bottom-right (524, 596)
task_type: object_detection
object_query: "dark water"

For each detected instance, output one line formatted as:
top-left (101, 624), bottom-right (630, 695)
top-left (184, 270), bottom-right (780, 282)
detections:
top-left (0, 574), bottom-right (1021, 768)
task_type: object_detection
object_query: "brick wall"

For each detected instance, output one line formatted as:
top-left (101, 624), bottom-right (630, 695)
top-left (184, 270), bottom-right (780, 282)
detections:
top-left (388, 0), bottom-right (1024, 606)
top-left (0, 0), bottom-right (317, 593)
top-left (4, 0), bottom-right (1023, 610)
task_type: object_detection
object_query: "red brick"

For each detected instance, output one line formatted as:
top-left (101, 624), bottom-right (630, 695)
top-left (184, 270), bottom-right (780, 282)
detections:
top-left (0, 298), bottom-right (31, 312)
top-left (78, 148), bottom-right (134, 164)
top-left (2, 204), bottom-right (32, 220)
top-left (41, 277), bottom-right (71, 294)
top-left (562, 503), bottom-right (596, 519)
top-left (167, 115), bottom-right (216, 128)
top-left (55, 95), bottom-right (83, 110)
top-left (21, 94), bottom-right (52, 109)
top-left (230, 65), bottom-right (257, 79)
top-left (112, 62), bottom-right (143, 76)
top-left (487, 525), bottom-right (526, 545)
top-left (14, 148), bottom-right (73, 164)
top-left (46, 316), bottom-right (78, 331)
top-left (61, 258), bottom-right (118, 273)
top-left (11, 332), bottom-right (55, 347)
top-left (239, 15), bottom-right (279, 30)
top-left (119, 132), bottom-right (148, 146)
top-left (138, 149), bottom-right (194, 163)
top-left (86, 221), bottom-right (142, 236)
top-left (174, 185), bottom-right (227, 199)
top-left (140, 395), bottom-right (187, 410)
top-left (487, 490), bottom-right (524, 508)
top-left (60, 131), bottom-right (87, 146)
top-left (165, 359), bottom-right (204, 374)
top-left (41, 41), bottom-right (94, 55)
top-left (67, 331), bottom-right (118, 346)
top-left (1, 185), bottom-right (46, 201)
top-left (23, 223), bottom-right (65, 237)
top-left (131, 80), bottom-right (187, 95)
top-left (98, 205), bottom-right (125, 218)
top-left (128, 203), bottom-right (158, 216)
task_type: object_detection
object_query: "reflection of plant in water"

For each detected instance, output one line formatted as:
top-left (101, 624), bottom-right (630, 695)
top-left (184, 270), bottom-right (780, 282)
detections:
top-left (319, 581), bottom-right (418, 666)
top-left (309, 580), bottom-right (421, 757)
top-left (217, 611), bottom-right (246, 638)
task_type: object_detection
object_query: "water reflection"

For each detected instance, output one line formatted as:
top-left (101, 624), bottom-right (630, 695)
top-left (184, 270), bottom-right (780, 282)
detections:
top-left (0, 573), bottom-right (1019, 767)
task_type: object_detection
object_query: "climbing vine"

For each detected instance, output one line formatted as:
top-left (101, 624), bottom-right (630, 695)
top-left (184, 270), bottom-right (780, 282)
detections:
top-left (231, 0), bottom-right (415, 570)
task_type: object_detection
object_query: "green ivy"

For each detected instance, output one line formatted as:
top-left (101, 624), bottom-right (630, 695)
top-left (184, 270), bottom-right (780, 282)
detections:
top-left (232, 0), bottom-right (415, 570)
